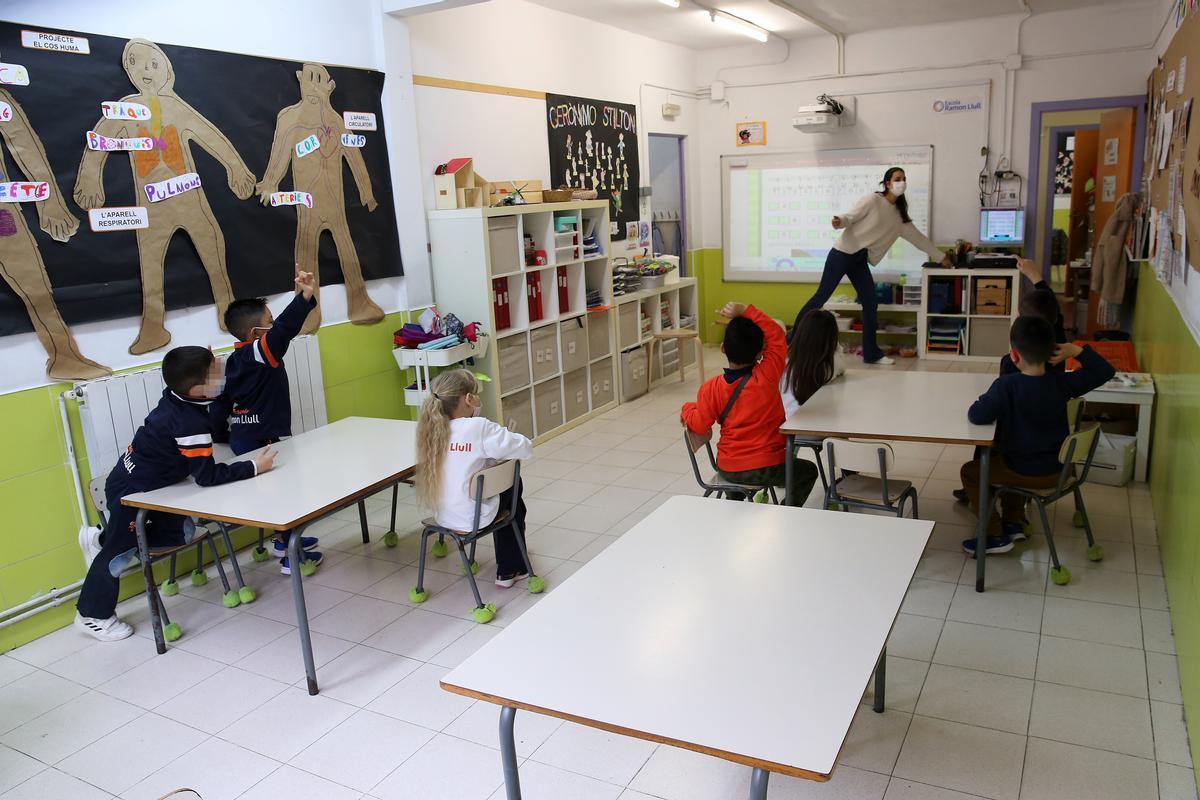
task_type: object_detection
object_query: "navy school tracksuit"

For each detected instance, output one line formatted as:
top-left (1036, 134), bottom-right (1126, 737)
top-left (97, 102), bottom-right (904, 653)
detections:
top-left (76, 390), bottom-right (257, 620)
top-left (211, 293), bottom-right (316, 456)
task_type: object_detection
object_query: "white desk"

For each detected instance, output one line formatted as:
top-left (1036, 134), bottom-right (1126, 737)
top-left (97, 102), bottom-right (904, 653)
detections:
top-left (1084, 372), bottom-right (1155, 482)
top-left (780, 370), bottom-right (998, 591)
top-left (442, 496), bottom-right (933, 798)
top-left (123, 417), bottom-right (417, 693)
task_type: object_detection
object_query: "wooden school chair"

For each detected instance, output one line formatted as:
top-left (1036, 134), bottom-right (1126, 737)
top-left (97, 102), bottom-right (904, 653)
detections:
top-left (88, 475), bottom-right (252, 643)
top-left (822, 439), bottom-right (919, 519)
top-left (991, 423), bottom-right (1104, 586)
top-left (683, 427), bottom-right (780, 503)
top-left (410, 460), bottom-right (545, 624)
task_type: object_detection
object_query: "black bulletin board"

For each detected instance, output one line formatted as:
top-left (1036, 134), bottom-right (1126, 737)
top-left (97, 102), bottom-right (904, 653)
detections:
top-left (545, 93), bottom-right (639, 239)
top-left (0, 21), bottom-right (402, 337)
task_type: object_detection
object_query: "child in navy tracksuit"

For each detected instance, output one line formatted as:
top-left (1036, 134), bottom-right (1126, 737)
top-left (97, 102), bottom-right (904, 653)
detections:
top-left (211, 268), bottom-right (321, 571)
top-left (76, 347), bottom-right (274, 641)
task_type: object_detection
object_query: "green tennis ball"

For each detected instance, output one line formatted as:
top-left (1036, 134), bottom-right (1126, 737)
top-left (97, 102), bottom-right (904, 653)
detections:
top-left (1051, 566), bottom-right (1071, 585)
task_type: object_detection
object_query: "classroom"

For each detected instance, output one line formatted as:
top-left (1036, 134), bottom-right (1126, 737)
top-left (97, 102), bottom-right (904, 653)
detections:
top-left (0, 0), bottom-right (1194, 798)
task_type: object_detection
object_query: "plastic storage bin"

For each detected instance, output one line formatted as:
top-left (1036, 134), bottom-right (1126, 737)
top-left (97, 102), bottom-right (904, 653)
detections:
top-left (534, 377), bottom-right (563, 436)
top-left (530, 325), bottom-right (560, 382)
top-left (1086, 432), bottom-right (1136, 486)
top-left (563, 368), bottom-right (589, 422)
top-left (497, 334), bottom-right (530, 391)
top-left (560, 317), bottom-right (588, 372)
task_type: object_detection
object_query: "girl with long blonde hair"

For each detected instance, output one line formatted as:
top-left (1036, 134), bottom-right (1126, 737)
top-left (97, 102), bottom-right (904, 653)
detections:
top-left (416, 369), bottom-right (534, 587)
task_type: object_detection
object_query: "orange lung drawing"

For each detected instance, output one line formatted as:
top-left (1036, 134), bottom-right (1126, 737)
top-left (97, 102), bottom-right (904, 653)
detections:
top-left (133, 124), bottom-right (185, 178)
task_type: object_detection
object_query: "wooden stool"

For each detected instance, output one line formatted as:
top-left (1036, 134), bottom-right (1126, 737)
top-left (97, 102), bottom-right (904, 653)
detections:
top-left (651, 329), bottom-right (705, 383)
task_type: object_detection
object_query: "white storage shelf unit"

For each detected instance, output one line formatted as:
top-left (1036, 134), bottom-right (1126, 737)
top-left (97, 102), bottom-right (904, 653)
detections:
top-left (427, 201), bottom-right (618, 441)
top-left (614, 278), bottom-right (699, 398)
top-left (918, 268), bottom-right (1019, 362)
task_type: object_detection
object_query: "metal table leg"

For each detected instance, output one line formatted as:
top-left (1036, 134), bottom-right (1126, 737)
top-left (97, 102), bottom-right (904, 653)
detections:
top-left (784, 435), bottom-right (795, 506)
top-left (135, 509), bottom-right (166, 655)
top-left (974, 447), bottom-right (991, 592)
top-left (358, 501), bottom-right (370, 544)
top-left (873, 645), bottom-right (886, 713)
top-left (288, 524), bottom-right (319, 694)
top-left (389, 483), bottom-right (399, 534)
top-left (500, 706), bottom-right (522, 800)
top-left (749, 767), bottom-right (770, 800)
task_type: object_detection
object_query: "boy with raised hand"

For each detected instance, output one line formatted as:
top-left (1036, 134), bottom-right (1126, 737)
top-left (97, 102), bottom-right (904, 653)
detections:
top-left (76, 347), bottom-right (275, 641)
top-left (1000, 256), bottom-right (1069, 375)
top-left (212, 265), bottom-right (322, 570)
top-left (959, 316), bottom-right (1115, 556)
top-left (681, 302), bottom-right (818, 507)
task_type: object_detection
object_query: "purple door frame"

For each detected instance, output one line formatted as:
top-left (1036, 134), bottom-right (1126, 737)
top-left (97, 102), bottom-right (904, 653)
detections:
top-left (1025, 95), bottom-right (1146, 280)
top-left (1040, 124), bottom-right (1099, 271)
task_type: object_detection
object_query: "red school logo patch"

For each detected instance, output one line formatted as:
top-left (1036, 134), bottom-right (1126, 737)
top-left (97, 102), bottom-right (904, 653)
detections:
top-left (449, 442), bottom-right (472, 453)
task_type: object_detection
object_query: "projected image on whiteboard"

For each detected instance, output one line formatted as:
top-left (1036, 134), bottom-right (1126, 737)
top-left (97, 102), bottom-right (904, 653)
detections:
top-left (724, 146), bottom-right (934, 281)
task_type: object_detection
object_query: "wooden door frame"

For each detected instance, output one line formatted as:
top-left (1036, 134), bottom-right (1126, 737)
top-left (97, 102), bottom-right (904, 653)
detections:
top-left (1025, 96), bottom-right (1146, 280)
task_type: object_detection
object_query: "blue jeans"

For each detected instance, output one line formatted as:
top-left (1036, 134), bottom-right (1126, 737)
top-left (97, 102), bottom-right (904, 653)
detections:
top-left (791, 248), bottom-right (882, 362)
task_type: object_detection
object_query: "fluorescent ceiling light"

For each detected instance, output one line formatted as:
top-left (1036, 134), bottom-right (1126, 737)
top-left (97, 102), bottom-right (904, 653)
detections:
top-left (710, 9), bottom-right (769, 42)
top-left (658, 0), bottom-right (680, 7)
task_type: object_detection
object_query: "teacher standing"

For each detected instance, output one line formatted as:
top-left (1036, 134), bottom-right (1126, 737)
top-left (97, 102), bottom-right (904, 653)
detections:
top-left (791, 167), bottom-right (953, 365)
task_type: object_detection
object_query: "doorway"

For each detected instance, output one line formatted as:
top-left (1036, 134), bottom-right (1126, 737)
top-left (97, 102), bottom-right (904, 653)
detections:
top-left (647, 133), bottom-right (686, 261)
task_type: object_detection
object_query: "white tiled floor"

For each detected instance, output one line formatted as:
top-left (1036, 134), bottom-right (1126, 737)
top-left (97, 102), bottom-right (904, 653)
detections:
top-left (0, 351), bottom-right (1193, 799)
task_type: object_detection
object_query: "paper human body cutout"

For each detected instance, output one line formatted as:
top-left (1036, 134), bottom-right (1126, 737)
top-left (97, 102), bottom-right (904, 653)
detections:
top-left (74, 39), bottom-right (256, 355)
top-left (0, 88), bottom-right (110, 380)
top-left (256, 63), bottom-right (384, 332)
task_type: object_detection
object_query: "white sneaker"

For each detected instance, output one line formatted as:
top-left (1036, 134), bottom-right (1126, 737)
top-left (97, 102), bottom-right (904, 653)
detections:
top-left (78, 526), bottom-right (103, 568)
top-left (867, 355), bottom-right (895, 365)
top-left (74, 612), bottom-right (133, 642)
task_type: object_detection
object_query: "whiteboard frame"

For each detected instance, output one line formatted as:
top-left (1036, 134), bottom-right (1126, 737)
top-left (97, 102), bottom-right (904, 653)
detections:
top-left (720, 145), bottom-right (935, 283)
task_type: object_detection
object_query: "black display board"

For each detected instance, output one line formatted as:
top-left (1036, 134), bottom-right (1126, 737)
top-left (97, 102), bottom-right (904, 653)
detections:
top-left (0, 22), bottom-right (402, 337)
top-left (545, 93), bottom-right (638, 239)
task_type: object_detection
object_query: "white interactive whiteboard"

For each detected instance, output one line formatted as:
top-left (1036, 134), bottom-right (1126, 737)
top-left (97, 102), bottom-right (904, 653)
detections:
top-left (722, 146), bottom-right (934, 282)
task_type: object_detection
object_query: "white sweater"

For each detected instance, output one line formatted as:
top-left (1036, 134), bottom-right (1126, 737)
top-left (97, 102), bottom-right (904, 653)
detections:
top-left (779, 348), bottom-right (848, 420)
top-left (833, 193), bottom-right (943, 266)
top-left (434, 416), bottom-right (533, 532)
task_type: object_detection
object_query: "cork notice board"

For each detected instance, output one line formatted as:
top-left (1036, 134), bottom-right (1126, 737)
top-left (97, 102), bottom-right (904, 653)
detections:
top-left (1147, 10), bottom-right (1200, 342)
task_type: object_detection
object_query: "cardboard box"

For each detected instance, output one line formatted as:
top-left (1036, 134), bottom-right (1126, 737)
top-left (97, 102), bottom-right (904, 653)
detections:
top-left (433, 157), bottom-right (488, 210)
top-left (1086, 432), bottom-right (1135, 486)
top-left (976, 277), bottom-right (1010, 291)
top-left (489, 179), bottom-right (543, 206)
top-left (974, 288), bottom-right (1010, 314)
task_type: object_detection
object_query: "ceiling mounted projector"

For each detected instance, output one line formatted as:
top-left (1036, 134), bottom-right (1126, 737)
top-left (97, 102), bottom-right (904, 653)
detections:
top-left (793, 94), bottom-right (845, 132)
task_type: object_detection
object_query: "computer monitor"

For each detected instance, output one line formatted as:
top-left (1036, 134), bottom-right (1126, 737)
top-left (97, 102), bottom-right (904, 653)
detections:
top-left (979, 207), bottom-right (1025, 245)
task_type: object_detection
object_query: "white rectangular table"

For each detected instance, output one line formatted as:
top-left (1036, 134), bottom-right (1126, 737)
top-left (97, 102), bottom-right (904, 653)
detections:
top-left (1084, 372), bottom-right (1155, 482)
top-left (123, 416), bottom-right (417, 694)
top-left (780, 370), bottom-right (998, 591)
top-left (441, 496), bottom-right (933, 798)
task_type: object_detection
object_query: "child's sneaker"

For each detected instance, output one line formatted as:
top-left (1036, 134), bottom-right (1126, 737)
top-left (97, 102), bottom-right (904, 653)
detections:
top-left (495, 571), bottom-right (528, 588)
top-left (78, 525), bottom-right (103, 568)
top-left (961, 533), bottom-right (1014, 557)
top-left (1004, 521), bottom-right (1028, 543)
top-left (952, 488), bottom-right (969, 504)
top-left (271, 536), bottom-right (320, 558)
top-left (74, 612), bottom-right (133, 642)
top-left (280, 551), bottom-right (323, 575)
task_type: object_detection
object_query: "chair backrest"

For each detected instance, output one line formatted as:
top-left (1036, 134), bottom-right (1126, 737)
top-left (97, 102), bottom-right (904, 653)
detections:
top-left (88, 475), bottom-right (107, 515)
top-left (822, 438), bottom-right (895, 475)
top-left (1055, 422), bottom-right (1102, 491)
top-left (684, 427), bottom-right (712, 455)
top-left (469, 460), bottom-right (517, 501)
top-left (1066, 397), bottom-right (1085, 432)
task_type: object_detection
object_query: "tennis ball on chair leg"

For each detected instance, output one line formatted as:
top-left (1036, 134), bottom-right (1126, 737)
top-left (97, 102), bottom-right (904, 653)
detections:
top-left (1051, 565), bottom-right (1072, 585)
top-left (432, 539), bottom-right (448, 558)
top-left (190, 569), bottom-right (207, 587)
top-left (251, 547), bottom-right (269, 563)
top-left (163, 622), bottom-right (182, 642)
top-left (238, 586), bottom-right (257, 604)
top-left (161, 579), bottom-right (179, 597)
top-left (383, 531), bottom-right (399, 547)
top-left (222, 590), bottom-right (240, 608)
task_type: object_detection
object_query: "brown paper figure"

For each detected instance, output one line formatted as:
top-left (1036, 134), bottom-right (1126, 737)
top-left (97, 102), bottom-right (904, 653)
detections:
top-left (0, 88), bottom-right (110, 380)
top-left (256, 64), bottom-right (384, 332)
top-left (74, 39), bottom-right (255, 355)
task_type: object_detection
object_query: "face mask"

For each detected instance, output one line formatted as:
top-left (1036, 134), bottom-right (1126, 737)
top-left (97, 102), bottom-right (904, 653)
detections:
top-left (890, 180), bottom-right (907, 196)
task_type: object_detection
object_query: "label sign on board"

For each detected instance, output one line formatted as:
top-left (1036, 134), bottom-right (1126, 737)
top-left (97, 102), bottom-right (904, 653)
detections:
top-left (87, 131), bottom-right (155, 151)
top-left (269, 191), bottom-right (314, 208)
top-left (0, 182), bottom-right (49, 202)
top-left (294, 134), bottom-right (320, 158)
top-left (101, 101), bottom-right (151, 120)
top-left (343, 111), bottom-right (376, 131)
top-left (0, 63), bottom-right (31, 86)
top-left (340, 133), bottom-right (366, 148)
top-left (0, 101), bottom-right (11, 122)
top-left (21, 30), bottom-right (90, 54)
top-left (88, 207), bottom-right (149, 231)
top-left (144, 172), bottom-right (201, 203)
top-left (932, 96), bottom-right (983, 114)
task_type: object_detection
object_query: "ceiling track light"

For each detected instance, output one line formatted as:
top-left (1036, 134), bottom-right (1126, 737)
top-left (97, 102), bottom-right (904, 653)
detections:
top-left (710, 9), bottom-right (770, 43)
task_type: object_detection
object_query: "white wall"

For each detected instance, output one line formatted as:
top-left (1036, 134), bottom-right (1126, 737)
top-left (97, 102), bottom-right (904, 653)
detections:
top-left (0, 0), bottom-right (432, 393)
top-left (404, 0), bottom-right (701, 251)
top-left (691, 3), bottom-right (1161, 251)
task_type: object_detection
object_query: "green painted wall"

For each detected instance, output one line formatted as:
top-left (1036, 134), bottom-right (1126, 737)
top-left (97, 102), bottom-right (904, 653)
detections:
top-left (1131, 262), bottom-right (1200, 768)
top-left (0, 312), bottom-right (414, 653)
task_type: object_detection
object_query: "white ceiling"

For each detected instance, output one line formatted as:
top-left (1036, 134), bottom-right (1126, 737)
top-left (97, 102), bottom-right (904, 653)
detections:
top-left (525, 0), bottom-right (1158, 48)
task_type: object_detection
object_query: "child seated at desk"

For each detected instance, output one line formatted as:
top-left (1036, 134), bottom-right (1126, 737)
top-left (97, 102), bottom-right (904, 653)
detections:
top-left (211, 266), bottom-right (321, 570)
top-left (417, 369), bottom-right (534, 588)
top-left (959, 317), bottom-right (1115, 556)
top-left (781, 308), bottom-right (847, 417)
top-left (682, 302), bottom-right (818, 506)
top-left (999, 257), bottom-right (1069, 375)
top-left (76, 347), bottom-right (275, 641)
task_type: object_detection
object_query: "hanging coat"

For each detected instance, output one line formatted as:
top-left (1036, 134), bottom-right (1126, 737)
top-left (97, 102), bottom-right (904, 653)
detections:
top-left (1093, 193), bottom-right (1139, 305)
